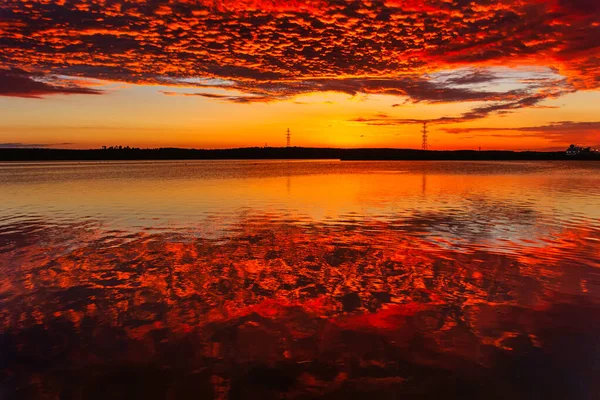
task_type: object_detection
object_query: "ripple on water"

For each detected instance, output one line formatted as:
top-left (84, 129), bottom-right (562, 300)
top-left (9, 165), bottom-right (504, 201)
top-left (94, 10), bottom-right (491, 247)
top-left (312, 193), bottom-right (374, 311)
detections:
top-left (0, 160), bottom-right (599, 398)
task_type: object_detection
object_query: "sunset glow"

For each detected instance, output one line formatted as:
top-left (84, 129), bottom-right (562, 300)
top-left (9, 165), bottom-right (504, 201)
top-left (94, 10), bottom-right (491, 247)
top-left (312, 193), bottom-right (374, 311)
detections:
top-left (1, 0), bottom-right (599, 150)
top-left (2, 4), bottom-right (599, 397)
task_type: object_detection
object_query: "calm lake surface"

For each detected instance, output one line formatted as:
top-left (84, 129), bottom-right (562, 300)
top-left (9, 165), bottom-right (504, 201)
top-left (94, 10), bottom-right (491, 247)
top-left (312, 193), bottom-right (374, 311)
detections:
top-left (1, 160), bottom-right (599, 399)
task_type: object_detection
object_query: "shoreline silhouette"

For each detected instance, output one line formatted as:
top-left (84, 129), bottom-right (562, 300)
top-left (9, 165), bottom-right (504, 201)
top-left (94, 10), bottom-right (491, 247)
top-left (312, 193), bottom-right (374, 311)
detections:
top-left (1, 147), bottom-right (599, 162)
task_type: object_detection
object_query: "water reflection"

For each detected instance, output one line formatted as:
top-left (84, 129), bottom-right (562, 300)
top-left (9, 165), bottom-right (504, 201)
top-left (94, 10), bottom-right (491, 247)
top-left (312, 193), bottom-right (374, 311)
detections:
top-left (0, 161), bottom-right (599, 399)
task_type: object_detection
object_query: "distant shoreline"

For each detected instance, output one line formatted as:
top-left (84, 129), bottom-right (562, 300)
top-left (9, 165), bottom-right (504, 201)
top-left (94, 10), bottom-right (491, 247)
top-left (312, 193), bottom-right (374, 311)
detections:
top-left (1, 147), bottom-right (598, 162)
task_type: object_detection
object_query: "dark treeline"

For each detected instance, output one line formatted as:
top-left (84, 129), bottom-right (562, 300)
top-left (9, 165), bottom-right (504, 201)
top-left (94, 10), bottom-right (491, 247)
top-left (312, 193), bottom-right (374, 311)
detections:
top-left (0, 147), bottom-right (598, 161)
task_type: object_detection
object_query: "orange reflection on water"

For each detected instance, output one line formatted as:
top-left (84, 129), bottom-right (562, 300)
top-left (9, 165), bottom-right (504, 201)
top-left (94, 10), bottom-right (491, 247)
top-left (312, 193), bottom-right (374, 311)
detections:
top-left (1, 161), bottom-right (599, 398)
top-left (1, 215), bottom-right (598, 398)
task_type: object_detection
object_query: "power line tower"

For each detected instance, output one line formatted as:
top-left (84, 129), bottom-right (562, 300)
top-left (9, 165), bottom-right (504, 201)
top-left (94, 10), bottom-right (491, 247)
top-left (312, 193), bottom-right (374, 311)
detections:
top-left (286, 128), bottom-right (291, 147)
top-left (421, 122), bottom-right (428, 151)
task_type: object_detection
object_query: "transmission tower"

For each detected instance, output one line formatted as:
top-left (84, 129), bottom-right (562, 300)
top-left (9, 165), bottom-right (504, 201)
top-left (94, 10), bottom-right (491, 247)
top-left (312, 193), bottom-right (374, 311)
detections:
top-left (421, 122), bottom-right (428, 151)
top-left (286, 128), bottom-right (291, 147)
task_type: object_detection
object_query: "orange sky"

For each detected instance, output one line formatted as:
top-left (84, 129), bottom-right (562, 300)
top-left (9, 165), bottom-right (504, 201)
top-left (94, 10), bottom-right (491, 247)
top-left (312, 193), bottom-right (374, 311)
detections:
top-left (0, 0), bottom-right (599, 150)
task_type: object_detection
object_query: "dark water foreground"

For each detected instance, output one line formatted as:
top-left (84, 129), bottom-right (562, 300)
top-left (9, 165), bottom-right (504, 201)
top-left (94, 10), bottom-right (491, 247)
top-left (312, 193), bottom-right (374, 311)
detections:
top-left (0, 161), bottom-right (599, 399)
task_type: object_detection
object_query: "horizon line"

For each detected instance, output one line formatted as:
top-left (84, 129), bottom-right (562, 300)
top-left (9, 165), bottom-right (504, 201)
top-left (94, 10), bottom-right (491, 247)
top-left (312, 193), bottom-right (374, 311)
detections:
top-left (0, 146), bottom-right (588, 153)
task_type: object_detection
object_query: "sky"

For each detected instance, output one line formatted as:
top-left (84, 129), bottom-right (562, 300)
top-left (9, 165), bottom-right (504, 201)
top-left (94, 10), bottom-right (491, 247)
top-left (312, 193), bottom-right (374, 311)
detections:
top-left (0, 0), bottom-right (599, 150)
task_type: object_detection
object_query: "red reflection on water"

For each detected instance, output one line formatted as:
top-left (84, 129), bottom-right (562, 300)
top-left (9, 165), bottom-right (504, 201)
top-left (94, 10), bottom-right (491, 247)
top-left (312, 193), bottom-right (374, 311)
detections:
top-left (0, 218), bottom-right (599, 398)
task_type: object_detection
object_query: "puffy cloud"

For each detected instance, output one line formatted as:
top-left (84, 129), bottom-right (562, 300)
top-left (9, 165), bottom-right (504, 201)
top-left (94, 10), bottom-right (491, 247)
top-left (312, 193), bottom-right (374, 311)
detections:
top-left (0, 0), bottom-right (598, 103)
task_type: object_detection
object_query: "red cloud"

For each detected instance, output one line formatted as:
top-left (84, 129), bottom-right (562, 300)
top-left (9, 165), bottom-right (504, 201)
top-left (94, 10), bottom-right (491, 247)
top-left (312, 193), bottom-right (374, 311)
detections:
top-left (0, 0), bottom-right (598, 100)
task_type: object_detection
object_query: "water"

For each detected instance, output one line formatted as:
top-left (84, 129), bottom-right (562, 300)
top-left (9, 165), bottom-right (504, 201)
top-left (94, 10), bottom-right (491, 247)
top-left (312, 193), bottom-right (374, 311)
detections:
top-left (0, 160), bottom-right (599, 399)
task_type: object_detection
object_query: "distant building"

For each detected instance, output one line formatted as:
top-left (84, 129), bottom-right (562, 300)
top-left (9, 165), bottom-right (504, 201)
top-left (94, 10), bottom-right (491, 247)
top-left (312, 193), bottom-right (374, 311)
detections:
top-left (566, 144), bottom-right (598, 156)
